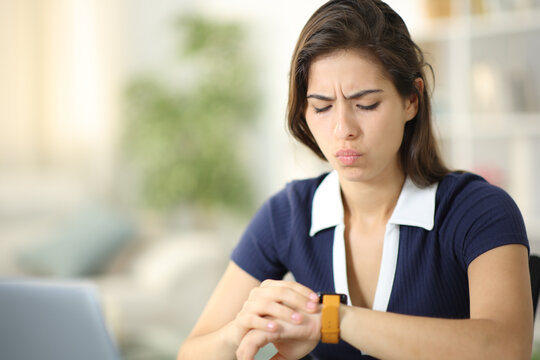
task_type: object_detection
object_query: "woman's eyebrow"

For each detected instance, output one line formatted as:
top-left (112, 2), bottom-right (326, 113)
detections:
top-left (345, 89), bottom-right (383, 99)
top-left (306, 89), bottom-right (383, 101)
top-left (306, 94), bottom-right (333, 101)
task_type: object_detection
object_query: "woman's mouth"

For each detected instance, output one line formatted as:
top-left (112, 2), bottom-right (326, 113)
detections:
top-left (335, 149), bottom-right (363, 165)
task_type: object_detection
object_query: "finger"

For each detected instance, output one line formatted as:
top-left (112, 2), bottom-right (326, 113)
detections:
top-left (236, 330), bottom-right (279, 360)
top-left (243, 298), bottom-right (305, 325)
top-left (258, 281), bottom-right (319, 313)
top-left (236, 309), bottom-right (279, 333)
top-left (270, 353), bottom-right (288, 360)
top-left (260, 280), bottom-right (318, 300)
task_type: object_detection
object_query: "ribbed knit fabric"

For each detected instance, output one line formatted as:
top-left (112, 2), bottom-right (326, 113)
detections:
top-left (231, 172), bottom-right (529, 359)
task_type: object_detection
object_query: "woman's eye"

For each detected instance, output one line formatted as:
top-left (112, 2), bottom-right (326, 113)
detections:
top-left (314, 105), bottom-right (332, 113)
top-left (357, 102), bottom-right (380, 111)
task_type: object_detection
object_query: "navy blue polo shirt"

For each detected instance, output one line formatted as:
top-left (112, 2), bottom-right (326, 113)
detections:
top-left (231, 171), bottom-right (529, 359)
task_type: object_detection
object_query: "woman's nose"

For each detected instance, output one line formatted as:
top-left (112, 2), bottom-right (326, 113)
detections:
top-left (334, 105), bottom-right (359, 139)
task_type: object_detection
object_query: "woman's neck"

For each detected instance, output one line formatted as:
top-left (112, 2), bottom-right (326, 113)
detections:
top-left (339, 169), bottom-right (405, 226)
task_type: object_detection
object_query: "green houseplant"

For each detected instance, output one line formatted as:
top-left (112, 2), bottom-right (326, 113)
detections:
top-left (122, 14), bottom-right (259, 217)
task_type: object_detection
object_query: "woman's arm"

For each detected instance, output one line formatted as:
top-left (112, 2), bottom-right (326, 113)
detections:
top-left (340, 244), bottom-right (533, 360)
top-left (236, 244), bottom-right (533, 360)
top-left (177, 262), bottom-right (259, 360)
top-left (177, 261), bottom-right (319, 360)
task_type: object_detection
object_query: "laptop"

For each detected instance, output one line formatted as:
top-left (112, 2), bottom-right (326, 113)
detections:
top-left (0, 279), bottom-right (121, 360)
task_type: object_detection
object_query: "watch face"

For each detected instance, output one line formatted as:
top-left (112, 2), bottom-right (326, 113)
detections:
top-left (317, 292), bottom-right (348, 304)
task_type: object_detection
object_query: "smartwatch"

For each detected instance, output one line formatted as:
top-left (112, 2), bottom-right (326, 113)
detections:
top-left (317, 292), bottom-right (347, 344)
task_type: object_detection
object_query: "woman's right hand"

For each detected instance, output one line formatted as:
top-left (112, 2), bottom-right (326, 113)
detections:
top-left (178, 263), bottom-right (320, 360)
top-left (236, 308), bottom-right (322, 360)
top-left (231, 279), bottom-right (320, 346)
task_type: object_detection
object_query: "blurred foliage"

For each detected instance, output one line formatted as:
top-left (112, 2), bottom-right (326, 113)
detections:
top-left (123, 14), bottom-right (258, 215)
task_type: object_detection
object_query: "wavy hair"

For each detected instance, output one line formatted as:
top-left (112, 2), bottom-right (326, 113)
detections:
top-left (287, 0), bottom-right (449, 186)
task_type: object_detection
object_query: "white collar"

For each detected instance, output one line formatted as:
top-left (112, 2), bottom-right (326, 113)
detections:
top-left (309, 170), bottom-right (438, 237)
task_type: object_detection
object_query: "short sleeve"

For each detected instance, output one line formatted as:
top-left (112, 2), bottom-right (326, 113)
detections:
top-left (230, 197), bottom-right (288, 282)
top-left (448, 177), bottom-right (529, 268)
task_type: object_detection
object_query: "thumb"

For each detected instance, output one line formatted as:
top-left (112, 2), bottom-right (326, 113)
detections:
top-left (269, 353), bottom-right (288, 360)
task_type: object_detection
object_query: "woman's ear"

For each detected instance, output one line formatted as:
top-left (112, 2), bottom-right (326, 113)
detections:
top-left (405, 77), bottom-right (424, 121)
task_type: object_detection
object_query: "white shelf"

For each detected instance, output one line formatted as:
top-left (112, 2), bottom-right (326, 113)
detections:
top-left (416, 0), bottom-right (540, 236)
top-left (413, 6), bottom-right (540, 42)
top-left (435, 113), bottom-right (540, 140)
top-left (471, 114), bottom-right (540, 139)
top-left (468, 7), bottom-right (540, 37)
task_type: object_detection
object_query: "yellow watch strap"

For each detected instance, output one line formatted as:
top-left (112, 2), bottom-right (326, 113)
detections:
top-left (321, 294), bottom-right (341, 344)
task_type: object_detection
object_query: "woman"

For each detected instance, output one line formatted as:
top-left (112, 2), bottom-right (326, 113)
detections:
top-left (177, 0), bottom-right (533, 359)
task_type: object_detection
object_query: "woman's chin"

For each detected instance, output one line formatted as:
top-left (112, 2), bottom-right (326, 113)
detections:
top-left (334, 167), bottom-right (371, 183)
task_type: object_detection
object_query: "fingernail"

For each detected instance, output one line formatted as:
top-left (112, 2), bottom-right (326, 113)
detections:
top-left (307, 301), bottom-right (317, 310)
top-left (291, 312), bottom-right (301, 322)
top-left (309, 293), bottom-right (319, 301)
top-left (266, 321), bottom-right (276, 330)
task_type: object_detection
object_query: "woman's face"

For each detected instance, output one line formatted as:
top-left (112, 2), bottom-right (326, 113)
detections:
top-left (305, 49), bottom-right (418, 184)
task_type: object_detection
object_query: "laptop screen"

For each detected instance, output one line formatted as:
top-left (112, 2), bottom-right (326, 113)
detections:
top-left (0, 280), bottom-right (120, 360)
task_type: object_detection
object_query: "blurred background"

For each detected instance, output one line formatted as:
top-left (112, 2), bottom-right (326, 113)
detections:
top-left (1, 0), bottom-right (539, 359)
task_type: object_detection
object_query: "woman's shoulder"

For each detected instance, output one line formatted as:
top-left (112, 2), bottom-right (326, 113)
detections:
top-left (438, 171), bottom-right (509, 198)
top-left (267, 172), bottom-right (329, 211)
top-left (435, 173), bottom-right (528, 268)
top-left (436, 171), bottom-right (521, 218)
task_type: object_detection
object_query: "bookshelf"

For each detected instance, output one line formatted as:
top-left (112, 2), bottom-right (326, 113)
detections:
top-left (412, 0), bottom-right (540, 243)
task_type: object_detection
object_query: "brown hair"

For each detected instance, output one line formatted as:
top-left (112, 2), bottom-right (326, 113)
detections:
top-left (287, 0), bottom-right (449, 187)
